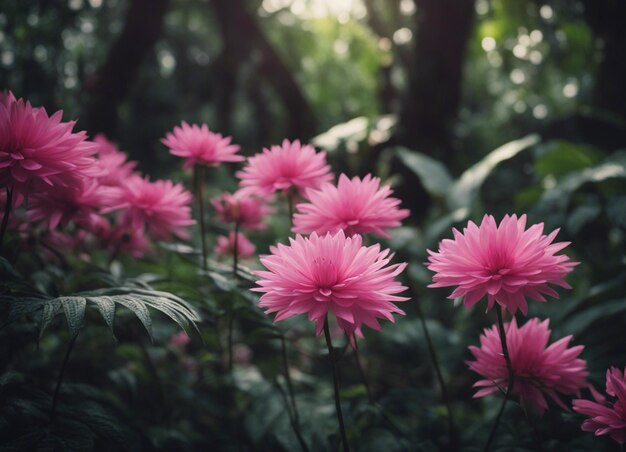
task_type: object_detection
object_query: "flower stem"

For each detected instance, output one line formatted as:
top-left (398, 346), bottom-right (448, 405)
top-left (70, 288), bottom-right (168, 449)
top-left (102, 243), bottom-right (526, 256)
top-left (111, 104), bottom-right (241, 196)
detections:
top-left (233, 220), bottom-right (240, 276)
top-left (194, 165), bottom-right (208, 271)
top-left (227, 309), bottom-right (234, 373)
top-left (0, 187), bottom-right (13, 256)
top-left (414, 298), bottom-right (457, 449)
top-left (286, 190), bottom-right (294, 228)
top-left (280, 336), bottom-right (309, 452)
top-left (50, 333), bottom-right (79, 424)
top-left (484, 305), bottom-right (515, 452)
top-left (323, 319), bottom-right (350, 452)
top-left (352, 336), bottom-right (374, 404)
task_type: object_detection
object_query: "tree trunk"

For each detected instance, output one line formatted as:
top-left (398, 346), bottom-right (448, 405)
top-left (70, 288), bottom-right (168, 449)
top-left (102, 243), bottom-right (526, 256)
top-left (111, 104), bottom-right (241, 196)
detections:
top-left (83, 0), bottom-right (169, 137)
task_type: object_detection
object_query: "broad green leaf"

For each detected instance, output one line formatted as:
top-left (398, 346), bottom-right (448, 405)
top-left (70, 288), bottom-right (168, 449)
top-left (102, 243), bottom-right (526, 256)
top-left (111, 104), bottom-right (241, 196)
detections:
top-left (535, 140), bottom-right (602, 178)
top-left (60, 296), bottom-right (86, 336)
top-left (562, 298), bottom-right (626, 334)
top-left (395, 147), bottom-right (453, 198)
top-left (39, 299), bottom-right (61, 339)
top-left (447, 134), bottom-right (540, 211)
top-left (534, 151), bottom-right (626, 214)
top-left (87, 296), bottom-right (116, 334)
top-left (114, 296), bottom-right (153, 339)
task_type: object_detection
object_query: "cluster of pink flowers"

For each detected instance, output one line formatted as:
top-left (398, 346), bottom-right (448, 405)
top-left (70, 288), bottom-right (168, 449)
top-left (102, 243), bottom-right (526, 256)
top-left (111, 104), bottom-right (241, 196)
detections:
top-left (0, 93), bottom-right (195, 259)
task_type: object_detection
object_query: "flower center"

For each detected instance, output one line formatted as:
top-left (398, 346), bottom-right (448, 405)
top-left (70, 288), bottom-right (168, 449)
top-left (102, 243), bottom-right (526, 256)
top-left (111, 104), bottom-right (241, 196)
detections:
top-left (312, 257), bottom-right (339, 300)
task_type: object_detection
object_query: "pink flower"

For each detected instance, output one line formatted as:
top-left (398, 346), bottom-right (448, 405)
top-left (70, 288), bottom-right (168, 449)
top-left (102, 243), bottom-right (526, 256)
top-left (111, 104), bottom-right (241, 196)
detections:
top-left (292, 173), bottom-right (409, 238)
top-left (214, 232), bottom-right (256, 258)
top-left (108, 176), bottom-right (195, 240)
top-left (93, 134), bottom-right (138, 186)
top-left (467, 317), bottom-right (589, 416)
top-left (573, 367), bottom-right (626, 444)
top-left (161, 122), bottom-right (243, 169)
top-left (169, 330), bottom-right (191, 349)
top-left (426, 214), bottom-right (577, 315)
top-left (0, 92), bottom-right (98, 201)
top-left (211, 190), bottom-right (273, 230)
top-left (100, 219), bottom-right (153, 258)
top-left (237, 139), bottom-right (332, 197)
top-left (253, 230), bottom-right (409, 338)
top-left (28, 179), bottom-right (114, 230)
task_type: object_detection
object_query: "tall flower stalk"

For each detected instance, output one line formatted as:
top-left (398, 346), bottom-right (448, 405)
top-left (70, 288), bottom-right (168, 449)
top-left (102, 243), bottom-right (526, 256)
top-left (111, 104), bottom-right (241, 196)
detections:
top-left (324, 319), bottom-right (350, 452)
top-left (193, 165), bottom-right (208, 271)
top-left (484, 306), bottom-right (515, 452)
top-left (0, 187), bottom-right (13, 255)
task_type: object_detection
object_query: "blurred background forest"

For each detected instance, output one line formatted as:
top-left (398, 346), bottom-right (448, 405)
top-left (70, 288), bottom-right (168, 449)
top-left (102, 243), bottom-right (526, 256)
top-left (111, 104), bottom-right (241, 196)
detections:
top-left (2, 0), bottom-right (626, 451)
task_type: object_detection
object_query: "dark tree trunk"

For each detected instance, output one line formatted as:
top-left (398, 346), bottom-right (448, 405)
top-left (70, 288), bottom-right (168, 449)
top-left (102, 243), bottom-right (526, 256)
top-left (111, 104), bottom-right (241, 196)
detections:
top-left (582, 0), bottom-right (626, 120)
top-left (211, 0), bottom-right (316, 141)
top-left (397, 0), bottom-right (475, 163)
top-left (83, 0), bottom-right (169, 137)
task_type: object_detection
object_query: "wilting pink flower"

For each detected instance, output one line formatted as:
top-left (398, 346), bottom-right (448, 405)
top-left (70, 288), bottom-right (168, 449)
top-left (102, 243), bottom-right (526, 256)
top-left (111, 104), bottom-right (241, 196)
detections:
top-left (169, 330), bottom-right (191, 349)
top-left (237, 139), bottom-right (332, 197)
top-left (161, 122), bottom-right (243, 169)
top-left (93, 134), bottom-right (138, 186)
top-left (426, 214), bottom-right (577, 315)
top-left (293, 173), bottom-right (409, 238)
top-left (0, 92), bottom-right (98, 201)
top-left (28, 179), bottom-right (114, 230)
top-left (214, 232), bottom-right (256, 258)
top-left (211, 190), bottom-right (273, 230)
top-left (573, 367), bottom-right (626, 444)
top-left (100, 219), bottom-right (153, 258)
top-left (253, 230), bottom-right (409, 338)
top-left (467, 317), bottom-right (589, 416)
top-left (108, 176), bottom-right (195, 240)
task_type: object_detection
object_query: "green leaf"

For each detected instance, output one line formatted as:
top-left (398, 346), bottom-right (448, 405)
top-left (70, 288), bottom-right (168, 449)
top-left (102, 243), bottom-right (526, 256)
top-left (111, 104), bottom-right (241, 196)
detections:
top-left (113, 296), bottom-right (153, 339)
top-left (87, 296), bottom-right (116, 334)
top-left (395, 147), bottom-right (453, 198)
top-left (535, 141), bottom-right (603, 178)
top-left (60, 296), bottom-right (86, 336)
top-left (39, 299), bottom-right (61, 339)
top-left (447, 134), bottom-right (540, 211)
top-left (534, 151), bottom-right (626, 214)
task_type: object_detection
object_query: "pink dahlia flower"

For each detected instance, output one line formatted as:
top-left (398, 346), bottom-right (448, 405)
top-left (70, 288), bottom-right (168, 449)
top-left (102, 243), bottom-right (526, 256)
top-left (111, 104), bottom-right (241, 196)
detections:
top-left (253, 230), bottom-right (409, 338)
top-left (161, 122), bottom-right (243, 169)
top-left (292, 173), bottom-right (409, 238)
top-left (426, 214), bottom-right (577, 315)
top-left (211, 190), bottom-right (273, 230)
top-left (214, 232), bottom-right (256, 258)
top-left (93, 134), bottom-right (138, 186)
top-left (467, 317), bottom-right (589, 415)
top-left (237, 139), bottom-right (332, 197)
top-left (108, 176), bottom-right (195, 240)
top-left (28, 179), bottom-right (114, 231)
top-left (0, 92), bottom-right (98, 200)
top-left (573, 367), bottom-right (626, 444)
top-left (169, 330), bottom-right (191, 349)
top-left (101, 219), bottom-right (153, 258)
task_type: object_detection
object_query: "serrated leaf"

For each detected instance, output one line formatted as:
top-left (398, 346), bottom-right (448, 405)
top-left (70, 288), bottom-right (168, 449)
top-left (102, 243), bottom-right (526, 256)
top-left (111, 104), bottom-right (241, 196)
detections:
top-left (87, 296), bottom-right (116, 334)
top-left (114, 296), bottom-right (152, 339)
top-left (447, 134), bottom-right (540, 211)
top-left (60, 296), bottom-right (86, 336)
top-left (39, 299), bottom-right (61, 339)
top-left (1, 296), bottom-right (48, 327)
top-left (395, 147), bottom-right (453, 197)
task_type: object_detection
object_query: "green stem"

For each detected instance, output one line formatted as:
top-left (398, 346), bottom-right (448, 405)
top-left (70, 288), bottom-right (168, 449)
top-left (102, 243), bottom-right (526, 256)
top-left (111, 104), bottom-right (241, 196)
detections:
top-left (233, 220), bottom-right (240, 276)
top-left (484, 305), bottom-right (515, 452)
top-left (194, 166), bottom-right (208, 271)
top-left (352, 336), bottom-right (374, 404)
top-left (50, 333), bottom-right (79, 424)
top-left (0, 187), bottom-right (13, 256)
top-left (227, 310), bottom-right (234, 373)
top-left (415, 299), bottom-right (457, 449)
top-left (286, 190), bottom-right (294, 228)
top-left (280, 337), bottom-right (309, 452)
top-left (323, 319), bottom-right (350, 452)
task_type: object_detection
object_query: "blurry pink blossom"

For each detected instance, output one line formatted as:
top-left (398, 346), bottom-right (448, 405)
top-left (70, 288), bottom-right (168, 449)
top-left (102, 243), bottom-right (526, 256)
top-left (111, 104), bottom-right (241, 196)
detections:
top-left (573, 366), bottom-right (626, 444)
top-left (214, 232), bottom-right (256, 258)
top-left (211, 190), bottom-right (273, 230)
